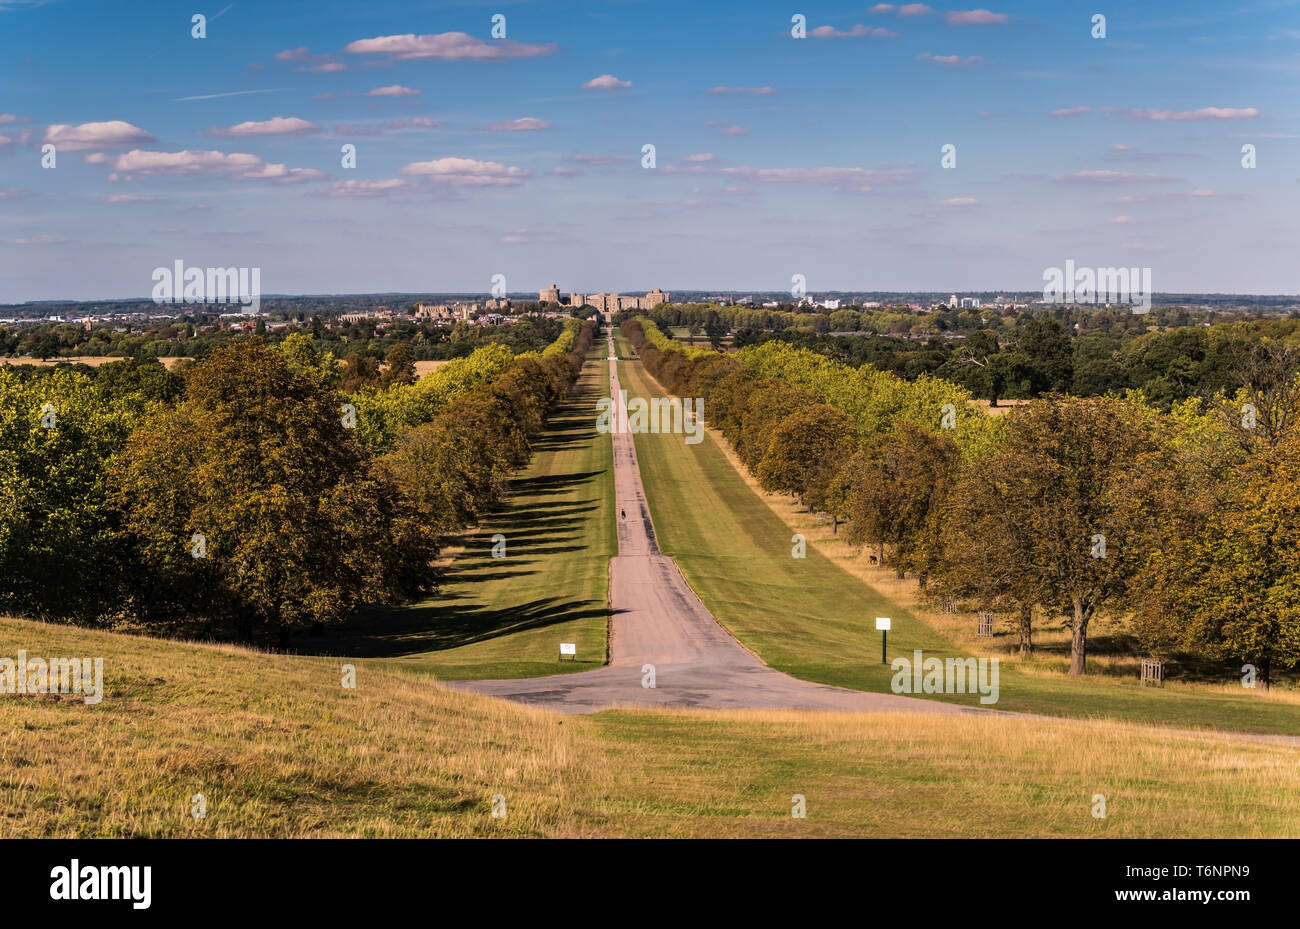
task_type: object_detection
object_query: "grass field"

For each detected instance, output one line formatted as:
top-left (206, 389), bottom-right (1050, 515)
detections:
top-left (0, 355), bottom-right (192, 369)
top-left (297, 346), bottom-right (615, 680)
top-left (615, 331), bottom-right (1300, 737)
top-left (3, 614), bottom-right (1298, 837)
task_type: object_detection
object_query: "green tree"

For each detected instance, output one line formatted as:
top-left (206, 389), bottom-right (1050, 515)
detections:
top-left (941, 395), bottom-right (1166, 674)
top-left (381, 342), bottom-right (417, 388)
top-left (110, 341), bottom-right (436, 646)
top-left (1136, 432), bottom-right (1300, 688)
top-left (755, 402), bottom-right (856, 508)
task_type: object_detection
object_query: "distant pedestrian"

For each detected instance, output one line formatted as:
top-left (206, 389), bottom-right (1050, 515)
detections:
top-left (621, 509), bottom-right (626, 520)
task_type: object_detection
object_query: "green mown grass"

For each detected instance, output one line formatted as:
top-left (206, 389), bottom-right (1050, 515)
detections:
top-left (616, 331), bottom-right (1300, 737)
top-left (299, 347), bottom-right (615, 680)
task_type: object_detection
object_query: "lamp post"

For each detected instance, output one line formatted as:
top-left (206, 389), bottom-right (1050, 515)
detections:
top-left (875, 617), bottom-right (891, 664)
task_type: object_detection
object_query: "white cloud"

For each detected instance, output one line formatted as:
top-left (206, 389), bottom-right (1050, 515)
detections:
top-left (1050, 106), bottom-right (1091, 117)
top-left (399, 156), bottom-right (530, 186)
top-left (947, 9), bottom-right (1008, 25)
top-left (366, 85), bottom-right (421, 97)
top-left (344, 32), bottom-right (555, 61)
top-left (899, 3), bottom-right (933, 15)
top-left (43, 121), bottom-right (156, 151)
top-left (583, 74), bottom-right (632, 90)
top-left (211, 116), bottom-right (320, 137)
top-left (480, 117), bottom-right (552, 131)
top-left (938, 197), bottom-right (980, 206)
top-left (85, 148), bottom-right (328, 183)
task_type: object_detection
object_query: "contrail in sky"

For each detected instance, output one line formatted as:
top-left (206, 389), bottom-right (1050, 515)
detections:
top-left (171, 88), bottom-right (289, 101)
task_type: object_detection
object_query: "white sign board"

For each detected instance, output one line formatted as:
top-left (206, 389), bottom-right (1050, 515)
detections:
top-left (559, 643), bottom-right (576, 657)
top-left (875, 617), bottom-right (891, 631)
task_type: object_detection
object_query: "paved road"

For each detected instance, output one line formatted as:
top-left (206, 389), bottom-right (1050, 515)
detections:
top-left (454, 333), bottom-right (983, 716)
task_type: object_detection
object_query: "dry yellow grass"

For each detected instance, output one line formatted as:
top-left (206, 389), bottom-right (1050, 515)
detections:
top-left (0, 356), bottom-right (193, 369)
top-left (413, 359), bottom-right (453, 379)
top-left (2, 615), bottom-right (1299, 837)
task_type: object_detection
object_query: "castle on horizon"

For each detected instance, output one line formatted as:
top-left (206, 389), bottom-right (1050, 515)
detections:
top-left (539, 285), bottom-right (669, 314)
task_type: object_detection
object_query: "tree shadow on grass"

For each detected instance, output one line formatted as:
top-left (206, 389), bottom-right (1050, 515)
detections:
top-left (300, 597), bottom-right (619, 658)
top-left (296, 366), bottom-right (614, 660)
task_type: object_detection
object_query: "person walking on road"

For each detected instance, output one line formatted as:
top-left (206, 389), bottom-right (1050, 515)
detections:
top-left (620, 509), bottom-right (626, 521)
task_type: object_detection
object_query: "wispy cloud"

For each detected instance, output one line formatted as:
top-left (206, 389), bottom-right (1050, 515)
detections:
top-left (171, 88), bottom-right (289, 102)
top-left (1125, 106), bottom-right (1260, 121)
top-left (810, 24), bottom-right (897, 38)
top-left (708, 86), bottom-right (775, 95)
top-left (479, 117), bottom-right (552, 131)
top-left (1057, 169), bottom-right (1180, 183)
top-left (947, 9), bottom-right (1008, 25)
top-left (344, 32), bottom-right (555, 61)
top-left (916, 52), bottom-right (984, 67)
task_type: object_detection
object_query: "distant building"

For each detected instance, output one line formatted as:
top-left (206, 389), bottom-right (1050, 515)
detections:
top-left (948, 294), bottom-right (958, 309)
top-left (539, 283), bottom-right (561, 304)
top-left (566, 289), bottom-right (669, 313)
top-left (960, 297), bottom-right (981, 309)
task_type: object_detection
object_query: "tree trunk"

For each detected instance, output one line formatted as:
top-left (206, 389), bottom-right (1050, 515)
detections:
top-left (278, 622), bottom-right (292, 650)
top-left (1069, 598), bottom-right (1089, 675)
top-left (831, 515), bottom-right (838, 536)
top-left (1018, 604), bottom-right (1033, 654)
top-left (1260, 655), bottom-right (1271, 691)
top-left (876, 542), bottom-right (884, 566)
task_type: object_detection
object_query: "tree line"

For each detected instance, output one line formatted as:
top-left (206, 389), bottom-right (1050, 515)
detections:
top-left (624, 316), bottom-right (1300, 687)
top-left (0, 319), bottom-right (597, 646)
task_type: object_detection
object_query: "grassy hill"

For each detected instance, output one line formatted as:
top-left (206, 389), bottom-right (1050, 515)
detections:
top-left (3, 614), bottom-right (1300, 837)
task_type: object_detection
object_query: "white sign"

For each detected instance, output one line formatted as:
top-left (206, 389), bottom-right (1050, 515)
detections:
top-left (559, 643), bottom-right (576, 658)
top-left (875, 617), bottom-right (891, 631)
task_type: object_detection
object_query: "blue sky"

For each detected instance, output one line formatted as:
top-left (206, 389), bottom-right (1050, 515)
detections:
top-left (2, 0), bottom-right (1298, 301)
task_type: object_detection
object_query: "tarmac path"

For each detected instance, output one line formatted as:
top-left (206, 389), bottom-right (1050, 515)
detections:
top-left (454, 332), bottom-right (982, 716)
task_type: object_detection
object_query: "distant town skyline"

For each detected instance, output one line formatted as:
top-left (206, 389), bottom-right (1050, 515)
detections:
top-left (3, 0), bottom-right (1298, 302)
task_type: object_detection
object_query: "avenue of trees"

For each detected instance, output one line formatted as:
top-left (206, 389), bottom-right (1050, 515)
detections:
top-left (624, 316), bottom-right (1300, 686)
top-left (0, 319), bottom-right (597, 646)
